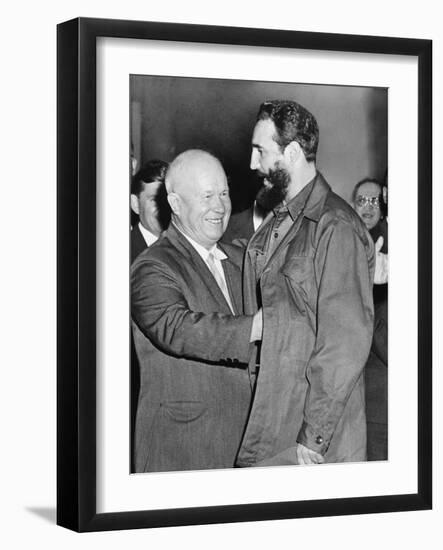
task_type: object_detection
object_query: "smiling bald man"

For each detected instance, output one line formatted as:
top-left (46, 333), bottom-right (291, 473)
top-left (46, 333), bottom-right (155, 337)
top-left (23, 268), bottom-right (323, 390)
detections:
top-left (131, 149), bottom-right (262, 473)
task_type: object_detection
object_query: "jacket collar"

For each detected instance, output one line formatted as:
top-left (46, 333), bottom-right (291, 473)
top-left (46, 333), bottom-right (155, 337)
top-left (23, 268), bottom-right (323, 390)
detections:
top-left (247, 171), bottom-right (331, 257)
top-left (274, 174), bottom-right (316, 222)
top-left (302, 171), bottom-right (331, 222)
top-left (163, 223), bottom-right (240, 314)
top-left (165, 222), bottom-right (229, 259)
top-left (163, 222), bottom-right (197, 258)
top-left (171, 222), bottom-right (228, 262)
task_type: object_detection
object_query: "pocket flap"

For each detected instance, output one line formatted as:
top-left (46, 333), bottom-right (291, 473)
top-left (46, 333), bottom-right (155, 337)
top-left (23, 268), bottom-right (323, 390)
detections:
top-left (281, 257), bottom-right (313, 283)
top-left (162, 401), bottom-right (206, 423)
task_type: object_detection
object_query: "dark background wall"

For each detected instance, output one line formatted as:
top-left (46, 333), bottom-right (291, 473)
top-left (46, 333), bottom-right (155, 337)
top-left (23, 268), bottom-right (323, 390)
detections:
top-left (130, 75), bottom-right (387, 210)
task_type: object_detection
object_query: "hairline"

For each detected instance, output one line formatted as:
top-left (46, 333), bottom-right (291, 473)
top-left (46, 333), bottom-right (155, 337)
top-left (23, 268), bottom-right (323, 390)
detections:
top-left (352, 178), bottom-right (383, 202)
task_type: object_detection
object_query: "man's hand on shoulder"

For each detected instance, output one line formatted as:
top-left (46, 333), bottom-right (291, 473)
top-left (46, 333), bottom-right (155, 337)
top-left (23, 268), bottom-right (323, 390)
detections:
top-left (296, 443), bottom-right (325, 465)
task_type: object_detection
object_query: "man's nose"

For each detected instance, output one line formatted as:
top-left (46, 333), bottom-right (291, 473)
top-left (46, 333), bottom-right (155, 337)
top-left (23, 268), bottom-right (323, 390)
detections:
top-left (250, 150), bottom-right (259, 170)
top-left (210, 195), bottom-right (225, 212)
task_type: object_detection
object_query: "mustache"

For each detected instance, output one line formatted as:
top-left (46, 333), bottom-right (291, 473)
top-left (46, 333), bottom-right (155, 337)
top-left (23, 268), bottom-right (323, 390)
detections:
top-left (255, 170), bottom-right (270, 180)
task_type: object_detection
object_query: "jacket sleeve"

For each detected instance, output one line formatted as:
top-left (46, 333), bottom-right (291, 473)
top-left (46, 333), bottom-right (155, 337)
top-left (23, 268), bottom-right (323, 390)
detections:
top-left (131, 258), bottom-right (254, 365)
top-left (296, 220), bottom-right (374, 455)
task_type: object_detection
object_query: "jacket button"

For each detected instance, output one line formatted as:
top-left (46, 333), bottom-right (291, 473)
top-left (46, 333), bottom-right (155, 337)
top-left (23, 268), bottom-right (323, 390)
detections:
top-left (316, 436), bottom-right (323, 445)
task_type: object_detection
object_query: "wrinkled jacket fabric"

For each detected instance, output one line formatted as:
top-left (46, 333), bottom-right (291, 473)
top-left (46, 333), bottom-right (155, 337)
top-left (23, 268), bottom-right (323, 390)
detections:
top-left (131, 224), bottom-right (253, 472)
top-left (236, 173), bottom-right (375, 466)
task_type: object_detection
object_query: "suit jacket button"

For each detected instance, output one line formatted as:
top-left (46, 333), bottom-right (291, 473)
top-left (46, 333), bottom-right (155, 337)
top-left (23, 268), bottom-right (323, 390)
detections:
top-left (316, 436), bottom-right (323, 444)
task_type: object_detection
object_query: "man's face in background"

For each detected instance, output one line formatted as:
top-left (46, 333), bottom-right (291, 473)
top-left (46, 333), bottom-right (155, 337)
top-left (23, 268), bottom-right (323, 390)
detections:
top-left (131, 180), bottom-right (164, 236)
top-left (354, 181), bottom-right (382, 230)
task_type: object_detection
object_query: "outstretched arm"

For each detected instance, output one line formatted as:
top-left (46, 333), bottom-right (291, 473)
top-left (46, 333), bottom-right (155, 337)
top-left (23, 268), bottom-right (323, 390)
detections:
top-left (132, 259), bottom-right (259, 365)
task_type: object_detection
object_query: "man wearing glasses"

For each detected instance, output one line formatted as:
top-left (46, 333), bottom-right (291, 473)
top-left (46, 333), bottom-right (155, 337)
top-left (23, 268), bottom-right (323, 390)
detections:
top-left (353, 178), bottom-right (388, 460)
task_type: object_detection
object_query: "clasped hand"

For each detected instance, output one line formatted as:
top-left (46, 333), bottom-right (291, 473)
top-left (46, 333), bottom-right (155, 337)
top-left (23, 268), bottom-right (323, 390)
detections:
top-left (296, 443), bottom-right (325, 465)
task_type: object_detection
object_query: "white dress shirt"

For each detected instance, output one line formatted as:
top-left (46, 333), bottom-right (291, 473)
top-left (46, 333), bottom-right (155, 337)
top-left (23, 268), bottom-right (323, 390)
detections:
top-left (174, 224), bottom-right (235, 314)
top-left (139, 222), bottom-right (159, 247)
top-left (252, 201), bottom-right (265, 231)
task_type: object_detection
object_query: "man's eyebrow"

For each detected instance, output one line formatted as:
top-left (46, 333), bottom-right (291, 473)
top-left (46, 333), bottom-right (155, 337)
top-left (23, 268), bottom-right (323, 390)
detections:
top-left (251, 142), bottom-right (262, 149)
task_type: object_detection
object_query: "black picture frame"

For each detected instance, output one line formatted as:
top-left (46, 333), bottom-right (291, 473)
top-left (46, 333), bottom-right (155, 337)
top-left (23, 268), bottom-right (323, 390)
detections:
top-left (57, 17), bottom-right (432, 532)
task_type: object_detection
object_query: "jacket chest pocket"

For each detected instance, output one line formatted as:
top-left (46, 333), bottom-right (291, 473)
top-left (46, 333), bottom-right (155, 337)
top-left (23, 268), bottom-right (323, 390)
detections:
top-left (281, 257), bottom-right (316, 317)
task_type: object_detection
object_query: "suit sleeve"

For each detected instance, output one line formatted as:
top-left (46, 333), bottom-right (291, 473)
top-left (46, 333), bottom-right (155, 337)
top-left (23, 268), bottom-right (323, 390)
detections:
top-left (296, 220), bottom-right (375, 454)
top-left (131, 258), bottom-right (254, 365)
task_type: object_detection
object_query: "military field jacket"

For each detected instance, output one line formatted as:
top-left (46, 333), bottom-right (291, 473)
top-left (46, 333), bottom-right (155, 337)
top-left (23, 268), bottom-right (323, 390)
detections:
top-left (237, 172), bottom-right (375, 466)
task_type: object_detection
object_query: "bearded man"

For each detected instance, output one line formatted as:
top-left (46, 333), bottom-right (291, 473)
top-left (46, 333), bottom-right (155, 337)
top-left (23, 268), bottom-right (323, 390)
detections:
top-left (236, 100), bottom-right (375, 467)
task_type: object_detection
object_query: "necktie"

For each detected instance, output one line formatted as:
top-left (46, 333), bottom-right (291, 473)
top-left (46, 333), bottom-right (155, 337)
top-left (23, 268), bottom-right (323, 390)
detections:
top-left (207, 252), bottom-right (234, 313)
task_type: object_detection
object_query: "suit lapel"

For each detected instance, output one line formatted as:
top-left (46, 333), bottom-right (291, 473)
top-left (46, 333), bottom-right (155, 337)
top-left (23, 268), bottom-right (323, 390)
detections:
top-left (166, 225), bottom-right (235, 315)
top-left (195, 253), bottom-right (234, 315)
top-left (221, 258), bottom-right (241, 315)
top-left (131, 224), bottom-right (148, 263)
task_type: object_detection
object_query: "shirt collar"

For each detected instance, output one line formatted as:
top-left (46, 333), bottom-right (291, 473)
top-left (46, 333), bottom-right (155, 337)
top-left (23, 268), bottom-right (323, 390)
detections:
top-left (172, 223), bottom-right (227, 262)
top-left (273, 174), bottom-right (317, 221)
top-left (252, 201), bottom-right (265, 231)
top-left (138, 222), bottom-right (159, 247)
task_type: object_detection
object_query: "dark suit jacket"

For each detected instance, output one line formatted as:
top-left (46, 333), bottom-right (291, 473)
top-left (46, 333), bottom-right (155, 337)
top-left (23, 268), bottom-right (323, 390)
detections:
top-left (221, 207), bottom-right (255, 244)
top-left (131, 224), bottom-right (253, 472)
top-left (130, 224), bottom-right (148, 471)
top-left (365, 217), bottom-right (388, 460)
top-left (131, 223), bottom-right (148, 264)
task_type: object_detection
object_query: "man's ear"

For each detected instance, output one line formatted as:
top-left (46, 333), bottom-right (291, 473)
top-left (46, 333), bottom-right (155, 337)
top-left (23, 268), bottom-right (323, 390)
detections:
top-left (167, 192), bottom-right (180, 215)
top-left (284, 141), bottom-right (302, 164)
top-left (130, 194), bottom-right (140, 215)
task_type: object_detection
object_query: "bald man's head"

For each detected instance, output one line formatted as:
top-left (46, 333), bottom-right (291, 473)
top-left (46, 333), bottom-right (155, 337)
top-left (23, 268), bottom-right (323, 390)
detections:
top-left (165, 150), bottom-right (222, 191)
top-left (166, 150), bottom-right (231, 249)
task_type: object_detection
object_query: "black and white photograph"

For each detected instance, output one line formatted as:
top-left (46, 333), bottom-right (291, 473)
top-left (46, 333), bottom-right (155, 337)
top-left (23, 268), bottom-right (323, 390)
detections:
top-left (2, 0), bottom-right (441, 545)
top-left (129, 75), bottom-right (388, 474)
top-left (53, 13), bottom-right (432, 535)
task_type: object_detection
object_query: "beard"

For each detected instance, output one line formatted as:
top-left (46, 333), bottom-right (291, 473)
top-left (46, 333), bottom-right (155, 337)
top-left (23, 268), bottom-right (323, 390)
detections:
top-left (255, 167), bottom-right (291, 212)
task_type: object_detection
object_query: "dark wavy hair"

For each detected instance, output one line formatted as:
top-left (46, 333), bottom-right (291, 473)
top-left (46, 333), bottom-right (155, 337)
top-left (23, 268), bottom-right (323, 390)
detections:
top-left (257, 100), bottom-right (319, 162)
top-left (131, 159), bottom-right (169, 197)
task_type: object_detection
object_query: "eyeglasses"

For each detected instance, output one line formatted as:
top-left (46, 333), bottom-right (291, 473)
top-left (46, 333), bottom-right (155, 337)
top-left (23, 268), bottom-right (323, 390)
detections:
top-left (355, 195), bottom-right (380, 208)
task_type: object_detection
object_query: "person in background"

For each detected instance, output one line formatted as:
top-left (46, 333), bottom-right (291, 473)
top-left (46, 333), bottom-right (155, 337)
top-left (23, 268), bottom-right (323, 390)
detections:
top-left (222, 177), bottom-right (268, 244)
top-left (131, 149), bottom-right (262, 473)
top-left (353, 177), bottom-right (388, 460)
top-left (130, 160), bottom-right (170, 263)
top-left (353, 177), bottom-right (388, 362)
top-left (129, 159), bottom-right (170, 472)
top-left (353, 177), bottom-right (388, 286)
top-left (236, 99), bottom-right (374, 467)
top-left (130, 142), bottom-right (138, 176)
